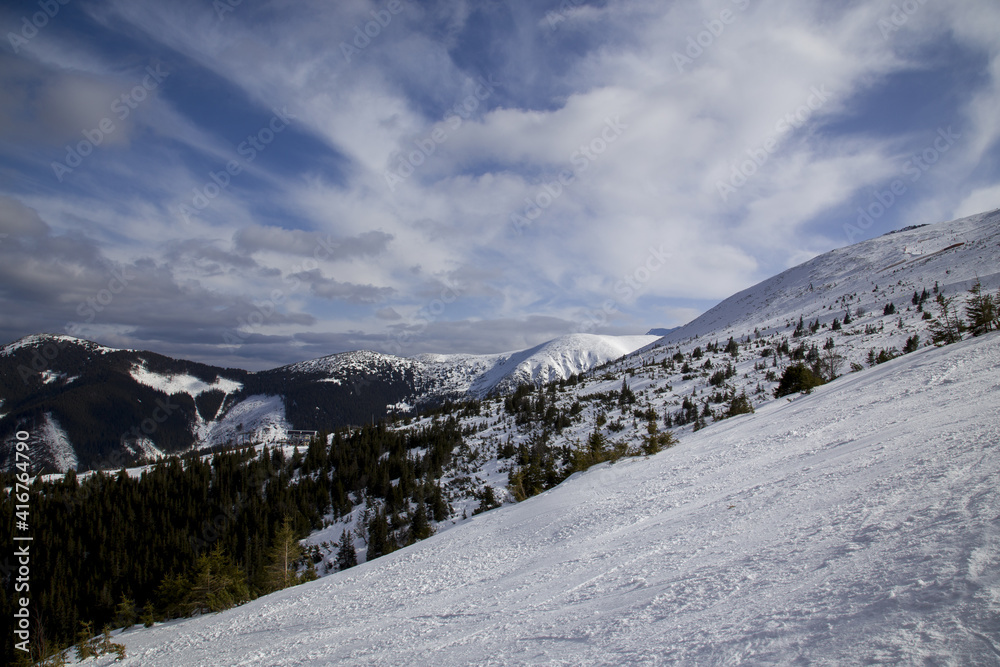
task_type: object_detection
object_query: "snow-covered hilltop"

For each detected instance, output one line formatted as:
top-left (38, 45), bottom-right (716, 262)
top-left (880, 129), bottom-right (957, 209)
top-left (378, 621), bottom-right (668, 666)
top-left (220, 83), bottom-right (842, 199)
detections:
top-left (660, 209), bottom-right (999, 348)
top-left (415, 333), bottom-right (660, 397)
top-left (0, 332), bottom-right (656, 471)
top-left (102, 330), bottom-right (1000, 665)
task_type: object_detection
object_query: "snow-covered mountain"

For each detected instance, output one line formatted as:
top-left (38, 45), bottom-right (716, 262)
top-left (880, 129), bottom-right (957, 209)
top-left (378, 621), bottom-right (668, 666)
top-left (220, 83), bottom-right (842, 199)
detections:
top-left (286, 208), bottom-right (999, 591)
top-left (95, 331), bottom-right (1000, 665)
top-left (0, 332), bottom-right (655, 471)
top-left (659, 211), bottom-right (999, 349)
top-left (20, 208), bottom-right (1000, 664)
top-left (415, 333), bottom-right (660, 397)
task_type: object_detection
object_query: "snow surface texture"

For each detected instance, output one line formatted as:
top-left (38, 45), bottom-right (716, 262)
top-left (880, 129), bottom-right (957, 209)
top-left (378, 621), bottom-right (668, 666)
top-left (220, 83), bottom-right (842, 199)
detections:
top-left (101, 333), bottom-right (1000, 666)
top-left (129, 364), bottom-right (243, 397)
top-left (37, 412), bottom-right (78, 472)
top-left (2, 412), bottom-right (79, 472)
top-left (202, 394), bottom-right (291, 446)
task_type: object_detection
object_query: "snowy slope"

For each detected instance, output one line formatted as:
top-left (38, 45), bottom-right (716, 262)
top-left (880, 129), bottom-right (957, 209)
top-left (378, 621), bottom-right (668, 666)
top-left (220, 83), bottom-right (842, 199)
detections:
top-left (417, 333), bottom-right (660, 397)
top-left (129, 363), bottom-right (243, 397)
top-left (96, 333), bottom-right (1000, 666)
top-left (203, 394), bottom-right (291, 446)
top-left (0, 333), bottom-right (120, 357)
top-left (658, 209), bottom-right (1000, 348)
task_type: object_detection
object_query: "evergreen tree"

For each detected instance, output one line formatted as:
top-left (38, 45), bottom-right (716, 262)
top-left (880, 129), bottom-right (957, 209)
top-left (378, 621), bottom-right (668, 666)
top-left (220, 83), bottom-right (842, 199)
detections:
top-left (618, 378), bottom-right (636, 406)
top-left (641, 419), bottom-right (677, 454)
top-left (366, 510), bottom-right (391, 561)
top-left (113, 595), bottom-right (136, 629)
top-left (335, 530), bottom-right (358, 571)
top-left (428, 482), bottom-right (450, 522)
top-left (189, 545), bottom-right (250, 613)
top-left (724, 393), bottom-right (755, 418)
top-left (265, 516), bottom-right (304, 593)
top-left (929, 294), bottom-right (965, 345)
top-left (74, 622), bottom-right (96, 661)
top-left (774, 364), bottom-right (825, 397)
top-left (409, 500), bottom-right (434, 539)
top-left (965, 279), bottom-right (997, 336)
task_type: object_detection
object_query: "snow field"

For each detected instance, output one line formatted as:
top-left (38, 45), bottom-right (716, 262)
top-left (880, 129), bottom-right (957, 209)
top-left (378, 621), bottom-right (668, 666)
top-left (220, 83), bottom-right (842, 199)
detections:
top-left (99, 332), bottom-right (1000, 665)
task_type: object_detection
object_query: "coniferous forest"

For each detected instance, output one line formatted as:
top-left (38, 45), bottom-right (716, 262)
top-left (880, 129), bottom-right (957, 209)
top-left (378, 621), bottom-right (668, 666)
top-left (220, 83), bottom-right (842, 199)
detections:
top-left (0, 418), bottom-right (462, 665)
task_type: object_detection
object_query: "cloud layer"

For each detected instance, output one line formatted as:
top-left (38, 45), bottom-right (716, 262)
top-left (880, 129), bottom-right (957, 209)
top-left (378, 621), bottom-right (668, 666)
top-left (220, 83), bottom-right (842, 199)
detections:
top-left (1, 0), bottom-right (999, 369)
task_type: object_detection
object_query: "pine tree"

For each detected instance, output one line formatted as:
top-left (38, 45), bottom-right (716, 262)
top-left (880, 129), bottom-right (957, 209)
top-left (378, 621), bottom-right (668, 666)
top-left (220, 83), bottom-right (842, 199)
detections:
top-left (965, 279), bottom-right (997, 336)
top-left (74, 621), bottom-right (96, 660)
top-left (113, 595), bottom-right (136, 630)
top-left (335, 530), bottom-right (358, 571)
top-left (265, 516), bottom-right (304, 593)
top-left (641, 419), bottom-right (677, 454)
top-left (618, 378), bottom-right (636, 406)
top-left (366, 510), bottom-right (391, 562)
top-left (929, 294), bottom-right (965, 345)
top-left (724, 393), bottom-right (754, 419)
top-left (189, 545), bottom-right (250, 613)
top-left (409, 500), bottom-right (434, 539)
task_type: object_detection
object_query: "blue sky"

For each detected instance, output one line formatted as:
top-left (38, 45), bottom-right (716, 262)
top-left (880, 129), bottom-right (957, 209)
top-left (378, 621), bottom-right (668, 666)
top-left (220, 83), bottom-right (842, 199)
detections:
top-left (1, 0), bottom-right (998, 370)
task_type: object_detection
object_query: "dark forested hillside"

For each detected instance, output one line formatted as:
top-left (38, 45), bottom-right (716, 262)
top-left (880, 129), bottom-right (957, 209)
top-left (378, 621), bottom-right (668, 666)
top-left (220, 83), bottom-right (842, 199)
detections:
top-left (0, 337), bottom-right (424, 473)
top-left (0, 416), bottom-right (464, 665)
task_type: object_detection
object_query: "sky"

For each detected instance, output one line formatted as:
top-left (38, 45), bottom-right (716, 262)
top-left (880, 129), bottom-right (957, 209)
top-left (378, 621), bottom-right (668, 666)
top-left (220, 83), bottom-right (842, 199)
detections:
top-left (1, 0), bottom-right (999, 371)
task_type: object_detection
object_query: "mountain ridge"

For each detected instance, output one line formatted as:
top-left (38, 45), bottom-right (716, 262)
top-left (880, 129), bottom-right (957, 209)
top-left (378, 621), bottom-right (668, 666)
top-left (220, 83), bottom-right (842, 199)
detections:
top-left (0, 332), bottom-right (657, 471)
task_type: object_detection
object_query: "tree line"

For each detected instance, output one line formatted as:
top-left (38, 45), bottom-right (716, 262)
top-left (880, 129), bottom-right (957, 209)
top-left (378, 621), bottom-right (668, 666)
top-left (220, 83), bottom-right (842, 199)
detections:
top-left (0, 417), bottom-right (463, 665)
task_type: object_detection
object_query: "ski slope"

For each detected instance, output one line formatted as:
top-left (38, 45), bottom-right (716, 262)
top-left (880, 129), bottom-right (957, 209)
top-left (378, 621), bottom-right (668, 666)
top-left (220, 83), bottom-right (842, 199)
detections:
top-left (99, 332), bottom-right (1000, 665)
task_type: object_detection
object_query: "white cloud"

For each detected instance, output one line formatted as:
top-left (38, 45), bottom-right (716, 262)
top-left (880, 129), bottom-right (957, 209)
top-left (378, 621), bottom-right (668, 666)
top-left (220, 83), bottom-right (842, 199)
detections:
top-left (4, 0), bottom-right (1000, 365)
top-left (954, 183), bottom-right (1000, 219)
